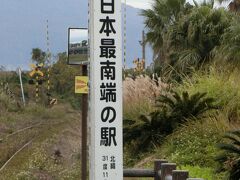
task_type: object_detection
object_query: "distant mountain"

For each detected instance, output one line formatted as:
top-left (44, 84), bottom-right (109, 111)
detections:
top-left (0, 0), bottom-right (152, 70)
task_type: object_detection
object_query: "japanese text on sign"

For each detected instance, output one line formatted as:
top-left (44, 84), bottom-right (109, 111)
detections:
top-left (89, 0), bottom-right (123, 179)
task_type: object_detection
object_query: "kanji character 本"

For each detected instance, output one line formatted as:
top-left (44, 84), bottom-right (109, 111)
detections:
top-left (99, 16), bottom-right (116, 36)
top-left (101, 0), bottom-right (114, 14)
top-left (100, 82), bottom-right (116, 102)
top-left (100, 127), bottom-right (117, 146)
top-left (100, 39), bottom-right (116, 58)
top-left (100, 60), bottom-right (116, 80)
top-left (101, 106), bottom-right (116, 123)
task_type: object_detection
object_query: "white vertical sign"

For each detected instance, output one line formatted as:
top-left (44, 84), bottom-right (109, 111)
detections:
top-left (89, 0), bottom-right (123, 180)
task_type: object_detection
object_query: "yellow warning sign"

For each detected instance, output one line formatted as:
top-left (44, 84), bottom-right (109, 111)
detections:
top-left (75, 76), bottom-right (88, 94)
top-left (29, 63), bottom-right (44, 77)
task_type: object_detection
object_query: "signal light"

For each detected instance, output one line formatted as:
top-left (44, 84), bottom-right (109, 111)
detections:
top-left (29, 79), bottom-right (34, 85)
top-left (38, 80), bottom-right (43, 85)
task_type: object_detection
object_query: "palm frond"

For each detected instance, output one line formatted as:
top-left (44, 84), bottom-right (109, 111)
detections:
top-left (157, 94), bottom-right (176, 108)
top-left (139, 114), bottom-right (151, 124)
top-left (223, 133), bottom-right (240, 147)
top-left (217, 143), bottom-right (240, 155)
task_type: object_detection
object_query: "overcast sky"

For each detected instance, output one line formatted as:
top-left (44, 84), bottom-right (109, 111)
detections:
top-left (122, 0), bottom-right (229, 9)
top-left (122, 0), bottom-right (153, 9)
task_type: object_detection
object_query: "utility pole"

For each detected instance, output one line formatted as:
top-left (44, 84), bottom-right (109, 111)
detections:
top-left (142, 30), bottom-right (145, 63)
top-left (139, 30), bottom-right (146, 69)
top-left (123, 0), bottom-right (127, 71)
top-left (81, 65), bottom-right (88, 180)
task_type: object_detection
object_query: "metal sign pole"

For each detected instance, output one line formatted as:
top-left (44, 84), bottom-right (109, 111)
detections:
top-left (18, 68), bottom-right (25, 106)
top-left (82, 65), bottom-right (88, 180)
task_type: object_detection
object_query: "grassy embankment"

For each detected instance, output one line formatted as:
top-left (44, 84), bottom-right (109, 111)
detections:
top-left (123, 65), bottom-right (240, 180)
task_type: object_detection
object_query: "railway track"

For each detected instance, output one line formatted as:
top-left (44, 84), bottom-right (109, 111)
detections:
top-left (0, 138), bottom-right (34, 173)
top-left (5, 122), bottom-right (42, 139)
top-left (0, 118), bottom-right (77, 174)
top-left (1, 119), bottom-right (69, 142)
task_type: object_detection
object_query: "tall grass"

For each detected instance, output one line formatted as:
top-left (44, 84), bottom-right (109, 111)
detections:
top-left (176, 66), bottom-right (240, 121)
top-left (123, 75), bottom-right (169, 166)
top-left (0, 92), bottom-right (18, 113)
top-left (123, 76), bottom-right (168, 121)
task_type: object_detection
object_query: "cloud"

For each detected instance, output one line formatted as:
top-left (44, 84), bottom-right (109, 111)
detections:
top-left (122, 0), bottom-right (153, 9)
top-left (122, 0), bottom-right (229, 9)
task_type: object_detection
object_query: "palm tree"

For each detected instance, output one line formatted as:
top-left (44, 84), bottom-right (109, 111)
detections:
top-left (166, 6), bottom-right (229, 70)
top-left (141, 0), bottom-right (193, 63)
top-left (213, 15), bottom-right (240, 63)
top-left (216, 130), bottom-right (240, 180)
top-left (142, 0), bottom-right (230, 73)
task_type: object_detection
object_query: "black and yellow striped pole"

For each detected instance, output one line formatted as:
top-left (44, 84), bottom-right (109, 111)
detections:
top-left (46, 20), bottom-right (51, 104)
top-left (29, 63), bottom-right (44, 103)
top-left (36, 74), bottom-right (39, 103)
top-left (47, 67), bottom-right (50, 94)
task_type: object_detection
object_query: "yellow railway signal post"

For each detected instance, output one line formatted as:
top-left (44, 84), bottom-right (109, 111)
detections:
top-left (29, 63), bottom-right (44, 103)
top-left (133, 58), bottom-right (145, 72)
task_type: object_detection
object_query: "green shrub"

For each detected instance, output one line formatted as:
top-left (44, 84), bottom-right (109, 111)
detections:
top-left (65, 95), bottom-right (81, 110)
top-left (124, 90), bottom-right (216, 154)
top-left (158, 115), bottom-right (229, 168)
top-left (123, 144), bottom-right (139, 167)
top-left (179, 165), bottom-right (225, 180)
